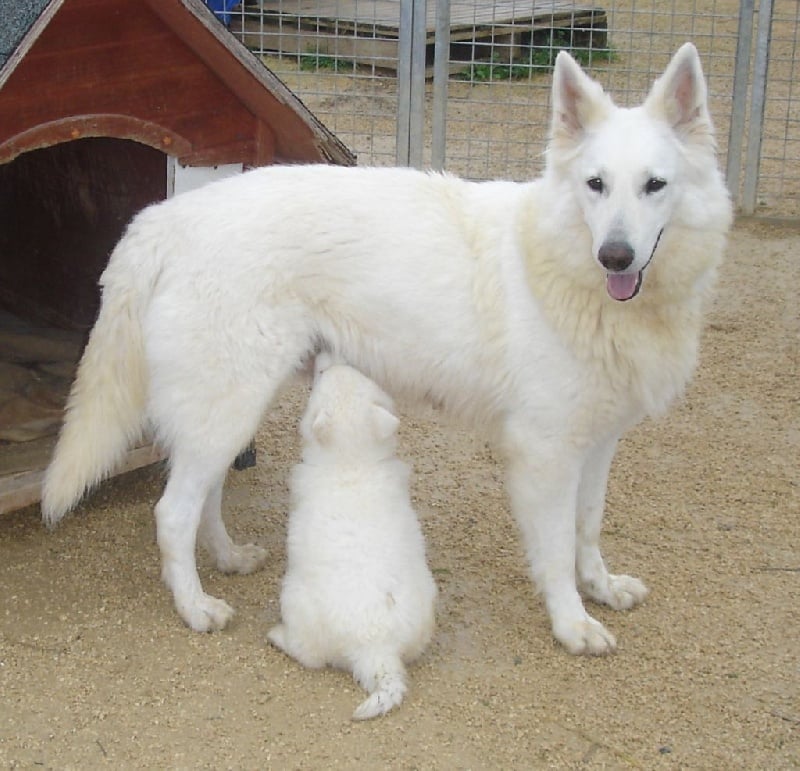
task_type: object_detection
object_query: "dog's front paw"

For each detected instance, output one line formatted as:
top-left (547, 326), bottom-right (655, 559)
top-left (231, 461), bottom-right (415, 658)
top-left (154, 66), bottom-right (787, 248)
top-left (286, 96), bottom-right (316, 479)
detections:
top-left (553, 614), bottom-right (617, 656)
top-left (216, 542), bottom-right (268, 575)
top-left (178, 593), bottom-right (235, 632)
top-left (581, 573), bottom-right (648, 610)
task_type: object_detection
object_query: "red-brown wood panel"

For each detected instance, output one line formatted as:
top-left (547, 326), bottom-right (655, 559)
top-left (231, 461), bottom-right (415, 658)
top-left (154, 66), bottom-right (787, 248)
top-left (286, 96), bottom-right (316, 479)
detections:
top-left (26, 0), bottom-right (170, 57)
top-left (0, 0), bottom-right (267, 165)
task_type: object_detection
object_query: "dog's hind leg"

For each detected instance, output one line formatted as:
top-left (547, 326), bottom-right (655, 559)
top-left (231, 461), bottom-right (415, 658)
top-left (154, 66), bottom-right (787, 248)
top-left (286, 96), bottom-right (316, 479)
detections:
top-left (198, 476), bottom-right (268, 575)
top-left (152, 369), bottom-right (290, 632)
top-left (576, 436), bottom-right (649, 611)
top-left (146, 300), bottom-right (314, 630)
top-left (155, 459), bottom-right (236, 632)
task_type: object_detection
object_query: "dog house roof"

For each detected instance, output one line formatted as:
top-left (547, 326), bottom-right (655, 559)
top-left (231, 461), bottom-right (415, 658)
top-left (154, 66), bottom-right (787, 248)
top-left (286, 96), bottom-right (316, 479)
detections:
top-left (0, 0), bottom-right (355, 166)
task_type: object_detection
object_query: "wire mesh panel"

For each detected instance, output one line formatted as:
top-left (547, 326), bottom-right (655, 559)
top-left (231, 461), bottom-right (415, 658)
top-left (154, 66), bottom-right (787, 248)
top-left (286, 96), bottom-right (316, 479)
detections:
top-left (222, 0), bottom-right (799, 219)
top-left (746, 0), bottom-right (800, 217)
top-left (228, 1), bottom-right (404, 167)
top-left (438, 0), bottom-right (742, 182)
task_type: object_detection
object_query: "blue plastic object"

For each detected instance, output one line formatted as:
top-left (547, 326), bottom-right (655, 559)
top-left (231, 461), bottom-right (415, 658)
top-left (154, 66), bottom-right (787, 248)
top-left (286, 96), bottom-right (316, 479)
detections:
top-left (204, 0), bottom-right (240, 26)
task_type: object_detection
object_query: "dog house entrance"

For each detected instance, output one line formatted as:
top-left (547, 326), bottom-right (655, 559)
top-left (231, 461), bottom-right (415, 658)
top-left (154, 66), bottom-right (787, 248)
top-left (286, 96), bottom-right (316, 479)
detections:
top-left (0, 137), bottom-right (167, 513)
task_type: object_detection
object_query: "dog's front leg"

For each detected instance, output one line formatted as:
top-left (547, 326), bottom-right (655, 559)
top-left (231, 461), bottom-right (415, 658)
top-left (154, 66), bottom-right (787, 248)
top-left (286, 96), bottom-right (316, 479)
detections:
top-left (576, 435), bottom-right (648, 611)
top-left (504, 444), bottom-right (617, 655)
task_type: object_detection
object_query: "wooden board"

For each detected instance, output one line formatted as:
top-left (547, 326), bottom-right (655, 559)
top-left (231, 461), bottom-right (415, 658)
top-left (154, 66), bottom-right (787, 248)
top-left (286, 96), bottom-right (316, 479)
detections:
top-left (0, 441), bottom-right (166, 516)
top-left (234, 0), bottom-right (607, 72)
top-left (255, 0), bottom-right (604, 35)
top-left (0, 314), bottom-right (166, 516)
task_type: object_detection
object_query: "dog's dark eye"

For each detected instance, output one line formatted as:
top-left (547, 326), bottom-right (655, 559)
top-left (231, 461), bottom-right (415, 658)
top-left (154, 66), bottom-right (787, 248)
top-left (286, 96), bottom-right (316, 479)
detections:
top-left (645, 177), bottom-right (667, 194)
top-left (587, 177), bottom-right (604, 193)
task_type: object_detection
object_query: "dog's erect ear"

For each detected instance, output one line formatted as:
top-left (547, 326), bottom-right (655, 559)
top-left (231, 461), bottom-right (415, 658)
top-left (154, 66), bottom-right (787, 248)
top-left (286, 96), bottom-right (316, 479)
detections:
top-left (550, 50), bottom-right (612, 143)
top-left (370, 404), bottom-right (399, 442)
top-left (644, 43), bottom-right (714, 144)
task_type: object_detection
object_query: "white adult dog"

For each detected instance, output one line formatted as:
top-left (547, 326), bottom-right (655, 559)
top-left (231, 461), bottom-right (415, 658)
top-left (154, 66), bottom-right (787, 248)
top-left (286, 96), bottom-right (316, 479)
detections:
top-left (268, 356), bottom-right (437, 720)
top-left (43, 43), bottom-right (731, 655)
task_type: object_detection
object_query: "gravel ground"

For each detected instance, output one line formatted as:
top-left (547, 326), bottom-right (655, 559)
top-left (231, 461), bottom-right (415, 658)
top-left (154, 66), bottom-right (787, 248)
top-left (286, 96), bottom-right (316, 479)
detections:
top-left (0, 219), bottom-right (798, 769)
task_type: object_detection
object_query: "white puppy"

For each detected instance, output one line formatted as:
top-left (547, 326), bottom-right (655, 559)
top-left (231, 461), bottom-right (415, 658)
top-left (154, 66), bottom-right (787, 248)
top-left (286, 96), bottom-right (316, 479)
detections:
top-left (268, 357), bottom-right (437, 720)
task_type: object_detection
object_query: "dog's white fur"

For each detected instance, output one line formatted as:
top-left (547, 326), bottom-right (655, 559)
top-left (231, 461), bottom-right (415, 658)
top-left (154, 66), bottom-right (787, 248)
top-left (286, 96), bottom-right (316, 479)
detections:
top-left (268, 356), bottom-right (437, 720)
top-left (42, 43), bottom-right (731, 654)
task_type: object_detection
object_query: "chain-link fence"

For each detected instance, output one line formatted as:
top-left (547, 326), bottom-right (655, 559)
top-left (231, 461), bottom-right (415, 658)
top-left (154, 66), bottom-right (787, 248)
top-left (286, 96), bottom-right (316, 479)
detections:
top-left (222, 0), bottom-right (799, 220)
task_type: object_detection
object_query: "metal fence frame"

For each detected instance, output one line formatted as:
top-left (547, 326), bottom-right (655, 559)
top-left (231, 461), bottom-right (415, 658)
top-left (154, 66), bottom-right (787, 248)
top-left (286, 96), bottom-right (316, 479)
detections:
top-left (228, 0), bottom-right (799, 220)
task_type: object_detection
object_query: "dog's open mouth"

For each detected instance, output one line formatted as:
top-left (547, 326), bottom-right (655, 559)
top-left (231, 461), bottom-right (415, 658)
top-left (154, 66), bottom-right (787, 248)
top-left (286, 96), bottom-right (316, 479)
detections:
top-left (604, 227), bottom-right (664, 302)
top-left (606, 271), bottom-right (643, 302)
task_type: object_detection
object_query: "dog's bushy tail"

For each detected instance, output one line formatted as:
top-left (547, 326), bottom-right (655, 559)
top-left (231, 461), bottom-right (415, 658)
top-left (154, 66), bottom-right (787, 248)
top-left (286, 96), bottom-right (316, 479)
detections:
top-left (351, 651), bottom-right (409, 721)
top-left (41, 229), bottom-right (155, 526)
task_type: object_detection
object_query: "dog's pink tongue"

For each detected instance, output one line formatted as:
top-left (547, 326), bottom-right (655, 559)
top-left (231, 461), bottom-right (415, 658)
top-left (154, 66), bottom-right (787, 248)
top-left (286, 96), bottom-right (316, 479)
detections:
top-left (606, 273), bottom-right (639, 302)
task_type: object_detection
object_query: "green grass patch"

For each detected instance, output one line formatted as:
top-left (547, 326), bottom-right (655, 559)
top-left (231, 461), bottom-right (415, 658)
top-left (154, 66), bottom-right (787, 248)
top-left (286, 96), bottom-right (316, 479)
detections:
top-left (299, 53), bottom-right (353, 72)
top-left (457, 29), bottom-right (616, 83)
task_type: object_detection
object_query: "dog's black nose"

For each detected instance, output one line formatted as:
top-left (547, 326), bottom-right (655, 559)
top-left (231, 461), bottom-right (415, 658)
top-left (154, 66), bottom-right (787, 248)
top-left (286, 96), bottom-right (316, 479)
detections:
top-left (598, 241), bottom-right (635, 272)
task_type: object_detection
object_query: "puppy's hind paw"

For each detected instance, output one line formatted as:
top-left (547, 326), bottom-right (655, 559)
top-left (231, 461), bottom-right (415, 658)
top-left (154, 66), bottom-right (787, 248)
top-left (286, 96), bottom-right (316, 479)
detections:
top-left (351, 662), bottom-right (408, 720)
top-left (553, 615), bottom-right (617, 656)
top-left (352, 688), bottom-right (405, 721)
top-left (266, 623), bottom-right (288, 653)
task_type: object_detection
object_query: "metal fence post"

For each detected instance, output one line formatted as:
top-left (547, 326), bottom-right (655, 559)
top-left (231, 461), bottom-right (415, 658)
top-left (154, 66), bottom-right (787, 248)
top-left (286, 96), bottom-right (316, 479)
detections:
top-left (726, 0), bottom-right (756, 208)
top-left (741, 0), bottom-right (775, 215)
top-left (396, 0), bottom-right (428, 168)
top-left (431, 0), bottom-right (450, 171)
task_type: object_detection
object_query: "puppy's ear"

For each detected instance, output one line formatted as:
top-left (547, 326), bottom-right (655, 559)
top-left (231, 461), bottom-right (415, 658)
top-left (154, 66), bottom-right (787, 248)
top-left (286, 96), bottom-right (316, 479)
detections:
top-left (310, 409), bottom-right (333, 446)
top-left (644, 42), bottom-right (714, 146)
top-left (370, 404), bottom-right (399, 442)
top-left (313, 352), bottom-right (334, 381)
top-left (550, 50), bottom-right (612, 145)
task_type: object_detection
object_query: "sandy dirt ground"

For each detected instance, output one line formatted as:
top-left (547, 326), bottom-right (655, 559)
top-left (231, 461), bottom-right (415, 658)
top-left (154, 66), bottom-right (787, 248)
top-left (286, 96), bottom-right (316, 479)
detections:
top-left (0, 218), bottom-right (798, 769)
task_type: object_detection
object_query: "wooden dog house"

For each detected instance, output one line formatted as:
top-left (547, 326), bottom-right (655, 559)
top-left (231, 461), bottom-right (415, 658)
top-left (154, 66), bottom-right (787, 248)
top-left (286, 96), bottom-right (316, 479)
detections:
top-left (0, 0), bottom-right (355, 514)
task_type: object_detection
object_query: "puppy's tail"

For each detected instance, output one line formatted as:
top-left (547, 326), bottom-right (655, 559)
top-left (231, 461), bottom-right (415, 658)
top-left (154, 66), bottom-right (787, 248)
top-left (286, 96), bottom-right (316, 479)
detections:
top-left (351, 651), bottom-right (409, 721)
top-left (41, 228), bottom-right (156, 526)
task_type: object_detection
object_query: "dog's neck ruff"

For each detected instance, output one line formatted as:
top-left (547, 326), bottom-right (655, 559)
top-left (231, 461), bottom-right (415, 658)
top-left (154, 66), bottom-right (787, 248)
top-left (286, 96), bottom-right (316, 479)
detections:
top-left (606, 227), bottom-right (665, 302)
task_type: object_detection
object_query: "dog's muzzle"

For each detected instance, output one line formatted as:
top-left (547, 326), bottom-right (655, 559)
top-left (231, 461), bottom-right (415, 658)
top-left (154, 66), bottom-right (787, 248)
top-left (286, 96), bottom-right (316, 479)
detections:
top-left (601, 229), bottom-right (664, 302)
